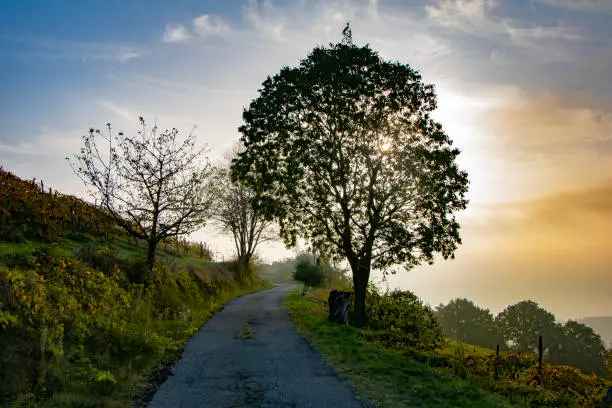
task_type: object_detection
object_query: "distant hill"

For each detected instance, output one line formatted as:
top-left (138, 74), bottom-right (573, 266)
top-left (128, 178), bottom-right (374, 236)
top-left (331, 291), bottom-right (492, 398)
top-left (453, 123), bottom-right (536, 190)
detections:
top-left (577, 316), bottom-right (612, 347)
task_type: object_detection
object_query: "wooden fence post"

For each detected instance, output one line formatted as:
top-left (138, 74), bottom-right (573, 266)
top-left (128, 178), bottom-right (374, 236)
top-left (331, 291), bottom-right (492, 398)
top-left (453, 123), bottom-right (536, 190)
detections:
top-left (536, 335), bottom-right (543, 385)
top-left (495, 344), bottom-right (500, 380)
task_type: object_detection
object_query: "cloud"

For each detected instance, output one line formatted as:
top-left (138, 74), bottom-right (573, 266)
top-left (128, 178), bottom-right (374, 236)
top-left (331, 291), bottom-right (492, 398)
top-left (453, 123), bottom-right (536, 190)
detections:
top-left (536, 0), bottom-right (612, 12)
top-left (425, 0), bottom-right (584, 62)
top-left (425, 0), bottom-right (498, 33)
top-left (193, 14), bottom-right (232, 38)
top-left (0, 128), bottom-right (82, 157)
top-left (505, 24), bottom-right (581, 41)
top-left (0, 35), bottom-right (145, 62)
top-left (481, 89), bottom-right (612, 152)
top-left (463, 86), bottom-right (612, 200)
top-left (163, 24), bottom-right (192, 43)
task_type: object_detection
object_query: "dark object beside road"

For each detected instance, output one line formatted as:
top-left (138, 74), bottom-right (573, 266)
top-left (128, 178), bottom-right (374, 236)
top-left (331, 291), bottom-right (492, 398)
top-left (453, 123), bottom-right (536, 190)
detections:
top-left (328, 290), bottom-right (352, 325)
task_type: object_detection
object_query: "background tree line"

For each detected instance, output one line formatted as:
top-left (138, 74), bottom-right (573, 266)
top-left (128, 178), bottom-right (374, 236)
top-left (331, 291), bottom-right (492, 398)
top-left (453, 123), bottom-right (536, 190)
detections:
top-left (435, 298), bottom-right (610, 376)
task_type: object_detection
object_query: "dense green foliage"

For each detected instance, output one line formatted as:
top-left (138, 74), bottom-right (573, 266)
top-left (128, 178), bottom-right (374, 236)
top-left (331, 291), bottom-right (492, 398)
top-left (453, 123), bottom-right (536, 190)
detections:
top-left (232, 28), bottom-right (469, 327)
top-left (366, 288), bottom-right (444, 352)
top-left (292, 257), bottom-right (325, 295)
top-left (435, 298), bottom-right (504, 349)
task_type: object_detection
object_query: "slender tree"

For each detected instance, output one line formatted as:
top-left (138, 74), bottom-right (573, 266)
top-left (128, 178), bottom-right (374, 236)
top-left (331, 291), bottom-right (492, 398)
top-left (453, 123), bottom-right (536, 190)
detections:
top-left (68, 117), bottom-right (213, 272)
top-left (231, 26), bottom-right (469, 327)
top-left (209, 149), bottom-right (275, 268)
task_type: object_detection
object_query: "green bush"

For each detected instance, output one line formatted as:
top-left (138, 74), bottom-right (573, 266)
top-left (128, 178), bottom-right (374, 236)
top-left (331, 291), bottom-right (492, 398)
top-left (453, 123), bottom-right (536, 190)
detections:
top-left (293, 258), bottom-right (325, 295)
top-left (365, 287), bottom-right (444, 352)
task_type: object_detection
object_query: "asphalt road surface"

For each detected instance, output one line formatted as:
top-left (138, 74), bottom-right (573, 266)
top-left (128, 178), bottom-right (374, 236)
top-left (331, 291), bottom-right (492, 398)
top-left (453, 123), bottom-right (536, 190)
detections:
top-left (147, 284), bottom-right (366, 408)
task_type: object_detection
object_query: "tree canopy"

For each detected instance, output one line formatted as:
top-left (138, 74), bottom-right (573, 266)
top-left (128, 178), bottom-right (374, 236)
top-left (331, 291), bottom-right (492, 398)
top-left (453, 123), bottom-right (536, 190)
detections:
top-left (547, 320), bottom-right (607, 375)
top-left (231, 27), bottom-right (469, 326)
top-left (495, 300), bottom-right (557, 353)
top-left (435, 298), bottom-right (503, 349)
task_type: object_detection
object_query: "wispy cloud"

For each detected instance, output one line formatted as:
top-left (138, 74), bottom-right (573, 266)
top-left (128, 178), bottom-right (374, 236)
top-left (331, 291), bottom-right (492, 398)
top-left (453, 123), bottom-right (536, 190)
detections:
top-left (425, 0), bottom-right (584, 62)
top-left (425, 0), bottom-right (498, 33)
top-left (536, 0), bottom-right (612, 12)
top-left (163, 24), bottom-right (192, 43)
top-left (0, 35), bottom-right (145, 62)
top-left (504, 24), bottom-right (581, 41)
top-left (0, 128), bottom-right (82, 156)
top-left (193, 14), bottom-right (232, 38)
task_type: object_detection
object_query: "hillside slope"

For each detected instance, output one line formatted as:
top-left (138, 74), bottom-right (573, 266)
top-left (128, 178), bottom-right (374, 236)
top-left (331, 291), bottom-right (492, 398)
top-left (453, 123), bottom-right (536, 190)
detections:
top-left (0, 167), bottom-right (270, 407)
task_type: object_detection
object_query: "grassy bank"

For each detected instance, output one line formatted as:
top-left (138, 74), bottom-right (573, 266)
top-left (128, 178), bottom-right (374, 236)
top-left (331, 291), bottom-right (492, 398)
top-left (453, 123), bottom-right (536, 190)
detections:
top-left (285, 288), bottom-right (610, 407)
top-left (283, 289), bottom-right (520, 408)
top-left (0, 237), bottom-right (271, 407)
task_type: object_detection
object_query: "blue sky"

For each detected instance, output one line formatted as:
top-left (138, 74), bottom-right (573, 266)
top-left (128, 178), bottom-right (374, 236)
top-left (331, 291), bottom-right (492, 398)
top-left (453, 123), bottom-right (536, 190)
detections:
top-left (1, 0), bottom-right (611, 321)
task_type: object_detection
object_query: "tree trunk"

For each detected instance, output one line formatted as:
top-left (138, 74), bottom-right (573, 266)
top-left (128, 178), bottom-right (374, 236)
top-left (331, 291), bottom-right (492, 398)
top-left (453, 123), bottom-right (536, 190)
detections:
top-left (146, 240), bottom-right (157, 272)
top-left (352, 264), bottom-right (370, 328)
top-left (236, 254), bottom-right (252, 284)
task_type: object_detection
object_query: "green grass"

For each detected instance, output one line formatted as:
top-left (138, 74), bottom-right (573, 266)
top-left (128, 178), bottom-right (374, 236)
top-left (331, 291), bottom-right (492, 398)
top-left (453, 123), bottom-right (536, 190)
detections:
top-left (0, 232), bottom-right (210, 266)
top-left (441, 341), bottom-right (496, 358)
top-left (283, 290), bottom-right (523, 408)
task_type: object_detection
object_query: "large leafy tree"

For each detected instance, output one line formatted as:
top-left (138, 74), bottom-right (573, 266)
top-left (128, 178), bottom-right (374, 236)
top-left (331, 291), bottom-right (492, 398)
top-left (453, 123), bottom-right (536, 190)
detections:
top-left (436, 298), bottom-right (503, 349)
top-left (495, 300), bottom-right (557, 353)
top-left (547, 320), bottom-right (607, 375)
top-left (68, 118), bottom-right (213, 272)
top-left (231, 26), bottom-right (469, 327)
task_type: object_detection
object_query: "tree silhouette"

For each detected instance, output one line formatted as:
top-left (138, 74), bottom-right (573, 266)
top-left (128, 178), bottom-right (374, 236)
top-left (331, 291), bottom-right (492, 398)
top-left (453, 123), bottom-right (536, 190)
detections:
top-left (495, 300), bottom-right (556, 353)
top-left (547, 320), bottom-right (607, 375)
top-left (209, 146), bottom-right (275, 270)
top-left (231, 29), bottom-right (469, 327)
top-left (68, 118), bottom-right (213, 272)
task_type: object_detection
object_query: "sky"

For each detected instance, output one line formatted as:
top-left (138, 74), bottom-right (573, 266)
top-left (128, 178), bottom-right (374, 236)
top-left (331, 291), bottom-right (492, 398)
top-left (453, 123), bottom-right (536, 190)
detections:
top-left (1, 0), bottom-right (611, 322)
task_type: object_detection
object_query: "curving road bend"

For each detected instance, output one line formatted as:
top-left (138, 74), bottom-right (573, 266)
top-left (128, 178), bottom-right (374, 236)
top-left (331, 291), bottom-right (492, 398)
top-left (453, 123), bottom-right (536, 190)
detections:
top-left (147, 284), bottom-right (366, 408)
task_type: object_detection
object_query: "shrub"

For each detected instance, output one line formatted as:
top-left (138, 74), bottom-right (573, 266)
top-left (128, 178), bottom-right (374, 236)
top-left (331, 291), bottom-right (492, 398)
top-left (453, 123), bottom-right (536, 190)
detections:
top-left (365, 288), bottom-right (444, 352)
top-left (293, 258), bottom-right (325, 295)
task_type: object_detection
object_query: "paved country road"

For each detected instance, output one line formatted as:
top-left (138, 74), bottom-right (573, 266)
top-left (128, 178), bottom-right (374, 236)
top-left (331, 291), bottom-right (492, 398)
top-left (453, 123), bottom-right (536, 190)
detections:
top-left (147, 284), bottom-right (366, 408)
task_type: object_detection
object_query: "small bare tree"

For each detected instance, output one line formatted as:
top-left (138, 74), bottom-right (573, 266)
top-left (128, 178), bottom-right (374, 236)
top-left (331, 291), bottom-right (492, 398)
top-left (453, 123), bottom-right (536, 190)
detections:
top-left (209, 147), bottom-right (275, 268)
top-left (68, 117), bottom-right (213, 272)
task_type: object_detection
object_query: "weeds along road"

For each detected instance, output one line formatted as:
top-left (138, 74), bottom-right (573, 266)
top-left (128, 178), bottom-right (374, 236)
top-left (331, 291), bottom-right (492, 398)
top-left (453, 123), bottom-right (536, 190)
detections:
top-left (147, 284), bottom-right (366, 408)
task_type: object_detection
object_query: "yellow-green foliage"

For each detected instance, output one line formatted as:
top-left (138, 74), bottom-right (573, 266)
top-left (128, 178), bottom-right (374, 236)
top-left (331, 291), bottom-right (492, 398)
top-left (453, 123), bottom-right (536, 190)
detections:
top-left (439, 343), bottom-right (608, 407)
top-left (0, 247), bottom-right (267, 407)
